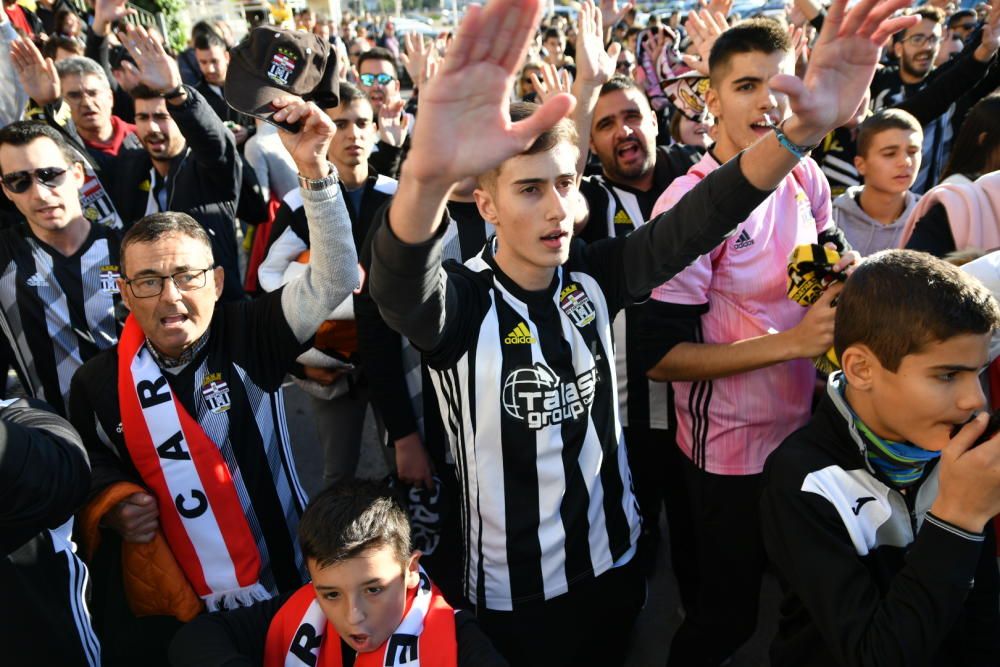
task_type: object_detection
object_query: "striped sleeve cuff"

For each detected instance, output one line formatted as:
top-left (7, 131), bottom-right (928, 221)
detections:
top-left (924, 512), bottom-right (986, 543)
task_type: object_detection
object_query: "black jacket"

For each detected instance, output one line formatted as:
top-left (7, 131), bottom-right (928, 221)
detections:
top-left (761, 377), bottom-right (1000, 667)
top-left (0, 397), bottom-right (97, 667)
top-left (109, 85), bottom-right (245, 301)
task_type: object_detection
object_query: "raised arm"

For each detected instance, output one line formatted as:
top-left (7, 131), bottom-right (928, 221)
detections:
top-left (570, 1), bottom-right (620, 177)
top-left (270, 98), bottom-right (360, 343)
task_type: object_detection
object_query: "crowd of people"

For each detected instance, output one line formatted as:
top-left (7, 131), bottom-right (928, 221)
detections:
top-left (4, 0), bottom-right (1000, 665)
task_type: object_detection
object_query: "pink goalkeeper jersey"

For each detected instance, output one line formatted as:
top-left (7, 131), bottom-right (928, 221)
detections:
top-left (651, 152), bottom-right (833, 475)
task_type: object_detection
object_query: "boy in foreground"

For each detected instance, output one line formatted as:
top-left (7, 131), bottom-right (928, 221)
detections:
top-left (366, 0), bottom-right (915, 664)
top-left (832, 109), bottom-right (923, 256)
top-left (168, 479), bottom-right (507, 666)
top-left (761, 249), bottom-right (1000, 666)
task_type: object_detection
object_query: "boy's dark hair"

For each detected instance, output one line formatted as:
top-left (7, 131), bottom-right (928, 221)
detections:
top-left (298, 479), bottom-right (411, 569)
top-left (856, 108), bottom-right (923, 158)
top-left (0, 121), bottom-right (81, 174)
top-left (120, 212), bottom-right (214, 275)
top-left (356, 46), bottom-right (398, 77)
top-left (193, 31), bottom-right (227, 52)
top-left (834, 250), bottom-right (1000, 372)
top-left (477, 102), bottom-right (578, 191)
top-left (708, 18), bottom-right (791, 86)
top-left (941, 92), bottom-right (1000, 180)
top-left (338, 80), bottom-right (369, 107)
top-left (543, 27), bottom-right (565, 43)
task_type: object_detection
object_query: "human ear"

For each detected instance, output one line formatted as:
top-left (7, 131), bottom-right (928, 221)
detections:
top-left (706, 87), bottom-right (721, 120)
top-left (854, 154), bottom-right (867, 177)
top-left (841, 344), bottom-right (876, 391)
top-left (473, 187), bottom-right (499, 226)
top-left (404, 551), bottom-right (422, 590)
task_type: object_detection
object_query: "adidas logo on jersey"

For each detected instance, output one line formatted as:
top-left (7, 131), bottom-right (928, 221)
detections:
top-left (733, 230), bottom-right (755, 250)
top-left (504, 322), bottom-right (536, 345)
top-left (26, 272), bottom-right (47, 288)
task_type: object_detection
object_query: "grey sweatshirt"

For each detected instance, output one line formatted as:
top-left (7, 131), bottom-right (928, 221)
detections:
top-left (832, 186), bottom-right (920, 257)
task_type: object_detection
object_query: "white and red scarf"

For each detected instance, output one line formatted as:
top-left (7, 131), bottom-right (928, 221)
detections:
top-left (264, 567), bottom-right (458, 667)
top-left (117, 315), bottom-right (270, 611)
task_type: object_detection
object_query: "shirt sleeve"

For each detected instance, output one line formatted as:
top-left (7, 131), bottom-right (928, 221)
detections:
top-left (905, 203), bottom-right (955, 257)
top-left (646, 175), bottom-right (716, 306)
top-left (167, 593), bottom-right (289, 667)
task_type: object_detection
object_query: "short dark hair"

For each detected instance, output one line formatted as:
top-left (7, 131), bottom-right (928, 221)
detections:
top-left (42, 35), bottom-right (84, 60)
top-left (193, 32), bottom-right (227, 52)
top-left (543, 27), bottom-right (565, 42)
top-left (356, 46), bottom-right (398, 77)
top-left (477, 102), bottom-right (578, 191)
top-left (338, 80), bottom-right (369, 107)
top-left (298, 479), bottom-right (411, 570)
top-left (0, 121), bottom-right (81, 174)
top-left (947, 8), bottom-right (977, 27)
top-left (941, 92), bottom-right (1000, 180)
top-left (834, 250), bottom-right (1000, 372)
top-left (855, 108), bottom-right (923, 158)
top-left (708, 18), bottom-right (791, 86)
top-left (120, 212), bottom-right (214, 275)
top-left (894, 6), bottom-right (946, 42)
top-left (129, 84), bottom-right (166, 101)
top-left (599, 74), bottom-right (646, 98)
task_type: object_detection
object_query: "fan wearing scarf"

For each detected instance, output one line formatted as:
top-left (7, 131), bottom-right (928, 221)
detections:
top-left (168, 479), bottom-right (509, 667)
top-left (67, 95), bottom-right (359, 665)
top-left (760, 250), bottom-right (1000, 666)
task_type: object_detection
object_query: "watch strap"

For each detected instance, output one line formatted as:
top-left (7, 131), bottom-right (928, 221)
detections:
top-left (297, 162), bottom-right (340, 191)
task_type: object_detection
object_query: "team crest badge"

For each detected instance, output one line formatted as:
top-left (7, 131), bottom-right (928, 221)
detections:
top-left (559, 284), bottom-right (596, 328)
top-left (201, 372), bottom-right (231, 414)
top-left (613, 209), bottom-right (633, 228)
top-left (99, 265), bottom-right (120, 294)
top-left (268, 48), bottom-right (298, 86)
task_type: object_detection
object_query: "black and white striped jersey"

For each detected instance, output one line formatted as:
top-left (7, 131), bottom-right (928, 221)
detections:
top-left (427, 241), bottom-right (642, 610)
top-left (0, 222), bottom-right (122, 416)
top-left (69, 291), bottom-right (312, 597)
top-left (370, 156), bottom-right (772, 611)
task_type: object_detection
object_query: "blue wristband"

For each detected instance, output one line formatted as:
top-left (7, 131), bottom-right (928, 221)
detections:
top-left (767, 118), bottom-right (819, 161)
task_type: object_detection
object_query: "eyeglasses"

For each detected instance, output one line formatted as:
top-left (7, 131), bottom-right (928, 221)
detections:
top-left (901, 33), bottom-right (941, 47)
top-left (952, 22), bottom-right (977, 32)
top-left (0, 167), bottom-right (69, 194)
top-left (123, 268), bottom-right (214, 298)
top-left (359, 72), bottom-right (396, 86)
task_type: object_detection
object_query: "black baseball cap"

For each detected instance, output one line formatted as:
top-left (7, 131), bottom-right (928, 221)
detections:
top-left (225, 26), bottom-right (339, 131)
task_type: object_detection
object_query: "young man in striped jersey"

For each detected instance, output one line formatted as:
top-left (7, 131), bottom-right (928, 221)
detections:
top-left (369, 0), bottom-right (915, 665)
top-left (0, 121), bottom-right (123, 417)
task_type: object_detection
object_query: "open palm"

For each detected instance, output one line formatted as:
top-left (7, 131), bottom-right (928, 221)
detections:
top-left (772, 0), bottom-right (918, 136)
top-left (405, 0), bottom-right (574, 186)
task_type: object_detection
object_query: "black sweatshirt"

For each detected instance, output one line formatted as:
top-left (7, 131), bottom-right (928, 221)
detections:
top-left (761, 380), bottom-right (1000, 667)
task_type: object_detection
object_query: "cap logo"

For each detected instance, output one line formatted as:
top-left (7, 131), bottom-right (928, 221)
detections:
top-left (268, 47), bottom-right (298, 86)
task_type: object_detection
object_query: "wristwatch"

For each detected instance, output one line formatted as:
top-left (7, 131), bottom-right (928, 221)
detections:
top-left (298, 162), bottom-right (340, 191)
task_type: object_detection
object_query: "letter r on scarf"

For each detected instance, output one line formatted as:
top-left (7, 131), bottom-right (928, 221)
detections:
top-left (175, 490), bottom-right (209, 518)
top-left (290, 623), bottom-right (321, 666)
top-left (138, 376), bottom-right (171, 408)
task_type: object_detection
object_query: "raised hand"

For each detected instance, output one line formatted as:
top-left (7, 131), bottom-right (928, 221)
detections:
top-left (10, 37), bottom-right (60, 106)
top-left (403, 0), bottom-right (575, 186)
top-left (120, 23), bottom-right (181, 92)
top-left (600, 0), bottom-right (635, 30)
top-left (773, 0), bottom-right (919, 145)
top-left (531, 62), bottom-right (573, 104)
top-left (377, 98), bottom-right (410, 147)
top-left (682, 9), bottom-right (728, 76)
top-left (700, 0), bottom-right (734, 19)
top-left (93, 0), bottom-right (134, 36)
top-left (973, 1), bottom-right (1000, 61)
top-left (401, 32), bottom-right (438, 89)
top-left (576, 0), bottom-right (621, 86)
top-left (272, 96), bottom-right (335, 179)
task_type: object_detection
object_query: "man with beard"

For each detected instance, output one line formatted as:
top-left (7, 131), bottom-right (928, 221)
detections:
top-left (112, 24), bottom-right (244, 302)
top-left (355, 47), bottom-right (410, 178)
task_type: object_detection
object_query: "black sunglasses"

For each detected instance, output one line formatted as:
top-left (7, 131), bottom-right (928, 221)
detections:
top-left (0, 167), bottom-right (70, 194)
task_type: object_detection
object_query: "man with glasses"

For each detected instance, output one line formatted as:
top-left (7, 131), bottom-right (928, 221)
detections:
top-left (67, 93), bottom-right (360, 665)
top-left (356, 47), bottom-right (412, 177)
top-left (871, 5), bottom-right (998, 192)
top-left (0, 121), bottom-right (123, 417)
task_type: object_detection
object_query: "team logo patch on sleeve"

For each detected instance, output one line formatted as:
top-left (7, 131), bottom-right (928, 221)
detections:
top-left (99, 265), bottom-right (121, 294)
top-left (559, 284), bottom-right (596, 328)
top-left (201, 372), bottom-right (231, 414)
top-left (268, 48), bottom-right (298, 85)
